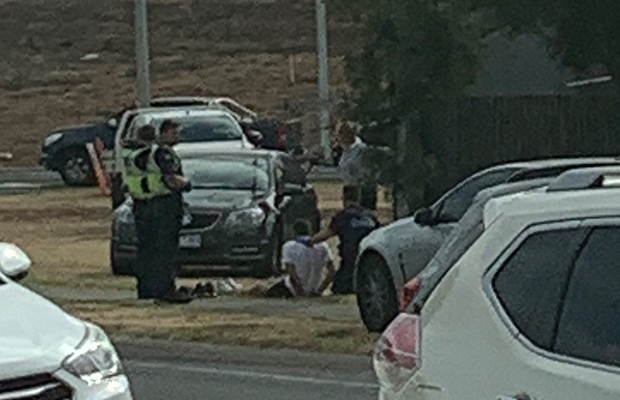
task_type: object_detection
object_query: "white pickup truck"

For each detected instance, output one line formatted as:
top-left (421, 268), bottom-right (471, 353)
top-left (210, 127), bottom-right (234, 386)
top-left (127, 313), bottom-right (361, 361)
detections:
top-left (102, 106), bottom-right (255, 208)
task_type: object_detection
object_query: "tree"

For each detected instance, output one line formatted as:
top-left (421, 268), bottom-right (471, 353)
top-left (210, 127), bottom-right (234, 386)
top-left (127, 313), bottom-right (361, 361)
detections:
top-left (330, 0), bottom-right (484, 209)
top-left (476, 0), bottom-right (620, 82)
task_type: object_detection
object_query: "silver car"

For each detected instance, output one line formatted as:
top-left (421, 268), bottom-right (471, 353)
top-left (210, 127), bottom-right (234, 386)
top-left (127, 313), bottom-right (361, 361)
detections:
top-left (355, 157), bottom-right (620, 332)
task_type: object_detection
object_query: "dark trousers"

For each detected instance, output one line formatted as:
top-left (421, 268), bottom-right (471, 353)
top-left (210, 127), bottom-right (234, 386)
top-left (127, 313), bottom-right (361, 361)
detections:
top-left (134, 195), bottom-right (182, 299)
top-left (265, 279), bottom-right (294, 298)
top-left (332, 261), bottom-right (355, 295)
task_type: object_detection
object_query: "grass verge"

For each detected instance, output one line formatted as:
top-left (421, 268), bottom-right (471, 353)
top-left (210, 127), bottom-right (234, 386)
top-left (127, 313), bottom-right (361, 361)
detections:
top-left (56, 299), bottom-right (379, 355)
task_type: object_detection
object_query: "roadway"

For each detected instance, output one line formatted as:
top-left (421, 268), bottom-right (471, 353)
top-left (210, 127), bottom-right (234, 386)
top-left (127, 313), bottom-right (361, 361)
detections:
top-left (117, 340), bottom-right (378, 400)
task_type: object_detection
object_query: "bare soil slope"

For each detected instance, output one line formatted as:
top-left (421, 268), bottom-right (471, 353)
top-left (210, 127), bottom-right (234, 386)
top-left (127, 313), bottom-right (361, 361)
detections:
top-left (0, 0), bottom-right (359, 165)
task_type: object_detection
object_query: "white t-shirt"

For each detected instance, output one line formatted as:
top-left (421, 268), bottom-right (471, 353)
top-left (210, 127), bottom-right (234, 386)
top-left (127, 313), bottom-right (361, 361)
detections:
top-left (281, 239), bottom-right (333, 296)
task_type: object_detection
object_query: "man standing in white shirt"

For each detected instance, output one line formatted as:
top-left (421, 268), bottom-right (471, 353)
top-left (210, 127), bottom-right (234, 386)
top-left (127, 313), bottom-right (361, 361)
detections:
top-left (335, 121), bottom-right (377, 211)
top-left (264, 220), bottom-right (336, 298)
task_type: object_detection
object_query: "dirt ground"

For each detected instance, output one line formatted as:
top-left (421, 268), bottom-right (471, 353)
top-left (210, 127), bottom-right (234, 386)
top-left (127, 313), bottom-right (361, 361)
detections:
top-left (2, 181), bottom-right (390, 353)
top-left (0, 0), bottom-right (361, 166)
top-left (3, 181), bottom-right (391, 290)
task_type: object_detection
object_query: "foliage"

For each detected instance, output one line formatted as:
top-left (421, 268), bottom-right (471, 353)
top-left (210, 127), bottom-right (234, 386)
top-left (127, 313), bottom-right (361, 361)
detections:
top-left (475, 0), bottom-right (620, 78)
top-left (330, 0), bottom-right (484, 208)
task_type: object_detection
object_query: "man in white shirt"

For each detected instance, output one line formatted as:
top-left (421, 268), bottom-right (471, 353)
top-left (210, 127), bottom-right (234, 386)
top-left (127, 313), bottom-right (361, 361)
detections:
top-left (335, 121), bottom-right (377, 211)
top-left (264, 220), bottom-right (336, 298)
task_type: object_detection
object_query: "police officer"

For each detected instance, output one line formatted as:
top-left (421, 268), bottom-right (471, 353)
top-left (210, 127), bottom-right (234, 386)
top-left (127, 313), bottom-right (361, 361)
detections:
top-left (309, 186), bottom-right (379, 295)
top-left (125, 121), bottom-right (192, 303)
top-left (149, 119), bottom-right (193, 303)
top-left (124, 125), bottom-right (160, 300)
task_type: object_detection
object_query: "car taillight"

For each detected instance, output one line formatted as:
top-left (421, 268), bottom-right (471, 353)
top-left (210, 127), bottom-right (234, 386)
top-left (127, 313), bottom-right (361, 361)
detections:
top-left (400, 277), bottom-right (422, 312)
top-left (374, 313), bottom-right (421, 393)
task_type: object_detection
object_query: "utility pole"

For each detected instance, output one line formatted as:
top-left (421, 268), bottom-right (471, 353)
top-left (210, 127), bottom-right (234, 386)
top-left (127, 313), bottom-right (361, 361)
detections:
top-left (315, 0), bottom-right (330, 161)
top-left (135, 0), bottom-right (151, 107)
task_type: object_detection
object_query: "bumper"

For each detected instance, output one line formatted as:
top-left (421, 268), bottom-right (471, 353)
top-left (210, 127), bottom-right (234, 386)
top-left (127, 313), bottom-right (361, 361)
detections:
top-left (113, 239), bottom-right (270, 267)
top-left (54, 372), bottom-right (133, 400)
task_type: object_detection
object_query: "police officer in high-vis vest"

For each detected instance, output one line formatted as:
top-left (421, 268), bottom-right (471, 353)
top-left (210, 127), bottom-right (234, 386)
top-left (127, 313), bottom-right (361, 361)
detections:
top-left (125, 120), bottom-right (192, 303)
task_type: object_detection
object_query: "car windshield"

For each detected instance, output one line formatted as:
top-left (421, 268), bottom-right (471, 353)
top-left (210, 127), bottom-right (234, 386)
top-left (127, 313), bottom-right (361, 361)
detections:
top-left (182, 156), bottom-right (270, 192)
top-left (132, 114), bottom-right (243, 143)
top-left (411, 178), bottom-right (552, 310)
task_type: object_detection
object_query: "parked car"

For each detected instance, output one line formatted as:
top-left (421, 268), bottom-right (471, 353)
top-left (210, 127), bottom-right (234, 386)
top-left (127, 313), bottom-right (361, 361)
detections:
top-left (40, 96), bottom-right (297, 186)
top-left (375, 166), bottom-right (620, 400)
top-left (355, 157), bottom-right (620, 333)
top-left (400, 178), bottom-right (552, 313)
top-left (111, 149), bottom-right (321, 277)
top-left (106, 106), bottom-right (256, 209)
top-left (0, 242), bottom-right (133, 400)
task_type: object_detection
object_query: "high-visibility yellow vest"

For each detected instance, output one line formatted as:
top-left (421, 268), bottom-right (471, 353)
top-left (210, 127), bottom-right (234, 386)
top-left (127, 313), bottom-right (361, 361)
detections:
top-left (124, 145), bottom-right (172, 199)
top-left (145, 145), bottom-right (180, 196)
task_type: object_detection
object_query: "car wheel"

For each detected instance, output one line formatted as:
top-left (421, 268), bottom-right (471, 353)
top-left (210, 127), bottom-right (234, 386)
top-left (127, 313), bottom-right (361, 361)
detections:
top-left (59, 148), bottom-right (95, 186)
top-left (356, 253), bottom-right (399, 333)
top-left (253, 234), bottom-right (281, 278)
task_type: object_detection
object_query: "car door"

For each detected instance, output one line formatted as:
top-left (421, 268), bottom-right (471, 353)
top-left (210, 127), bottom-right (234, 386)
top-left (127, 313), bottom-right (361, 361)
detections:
top-left (399, 168), bottom-right (519, 281)
top-left (487, 221), bottom-right (620, 400)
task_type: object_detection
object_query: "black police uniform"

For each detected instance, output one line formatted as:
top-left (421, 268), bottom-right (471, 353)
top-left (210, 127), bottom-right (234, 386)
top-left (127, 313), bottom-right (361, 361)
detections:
top-left (131, 145), bottom-right (188, 300)
top-left (328, 205), bottom-right (380, 295)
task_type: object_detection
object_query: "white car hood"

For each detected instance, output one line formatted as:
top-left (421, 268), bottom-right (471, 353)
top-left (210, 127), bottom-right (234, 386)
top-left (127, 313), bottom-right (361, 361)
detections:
top-left (0, 282), bottom-right (85, 378)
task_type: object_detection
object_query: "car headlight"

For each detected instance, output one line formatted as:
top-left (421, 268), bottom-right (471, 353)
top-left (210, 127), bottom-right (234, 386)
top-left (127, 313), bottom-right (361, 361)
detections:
top-left (62, 323), bottom-right (123, 385)
top-left (225, 207), bottom-right (266, 232)
top-left (44, 133), bottom-right (63, 147)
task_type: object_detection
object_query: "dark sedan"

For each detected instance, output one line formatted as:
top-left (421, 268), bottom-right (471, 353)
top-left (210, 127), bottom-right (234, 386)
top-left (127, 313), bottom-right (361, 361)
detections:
top-left (111, 149), bottom-right (321, 277)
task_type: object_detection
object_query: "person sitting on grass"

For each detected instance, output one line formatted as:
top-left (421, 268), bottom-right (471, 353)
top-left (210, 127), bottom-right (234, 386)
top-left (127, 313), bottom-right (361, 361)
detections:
top-left (247, 219), bottom-right (336, 298)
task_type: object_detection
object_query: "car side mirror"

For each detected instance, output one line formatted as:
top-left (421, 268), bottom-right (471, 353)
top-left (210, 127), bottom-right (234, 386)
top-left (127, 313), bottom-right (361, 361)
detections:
top-left (0, 243), bottom-right (31, 281)
top-left (413, 207), bottom-right (434, 226)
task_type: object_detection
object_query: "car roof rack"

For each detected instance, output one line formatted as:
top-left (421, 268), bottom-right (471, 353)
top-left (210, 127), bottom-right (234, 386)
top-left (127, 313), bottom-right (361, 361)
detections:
top-left (546, 166), bottom-right (620, 192)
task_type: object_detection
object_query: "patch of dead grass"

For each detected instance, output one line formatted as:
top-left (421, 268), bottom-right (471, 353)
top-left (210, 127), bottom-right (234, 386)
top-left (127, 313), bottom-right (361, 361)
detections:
top-left (2, 182), bottom-right (391, 292)
top-left (56, 299), bottom-right (379, 355)
top-left (0, 182), bottom-right (388, 352)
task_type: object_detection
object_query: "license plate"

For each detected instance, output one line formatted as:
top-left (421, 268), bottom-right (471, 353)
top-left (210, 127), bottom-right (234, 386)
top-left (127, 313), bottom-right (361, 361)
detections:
top-left (179, 234), bottom-right (201, 248)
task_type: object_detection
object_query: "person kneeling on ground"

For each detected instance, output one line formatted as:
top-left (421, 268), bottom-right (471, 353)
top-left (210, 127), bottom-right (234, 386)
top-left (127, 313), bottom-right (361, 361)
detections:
top-left (249, 220), bottom-right (336, 298)
top-left (310, 185), bottom-right (380, 295)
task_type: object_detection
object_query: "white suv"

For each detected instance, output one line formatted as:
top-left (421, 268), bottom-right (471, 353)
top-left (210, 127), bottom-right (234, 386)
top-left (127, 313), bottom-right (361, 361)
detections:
top-left (0, 243), bottom-right (133, 400)
top-left (375, 167), bottom-right (620, 400)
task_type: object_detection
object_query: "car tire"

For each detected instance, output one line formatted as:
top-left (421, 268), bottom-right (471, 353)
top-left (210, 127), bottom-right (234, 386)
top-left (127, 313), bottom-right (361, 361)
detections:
top-left (110, 240), bottom-right (135, 276)
top-left (356, 253), bottom-right (399, 333)
top-left (59, 147), bottom-right (95, 186)
top-left (253, 234), bottom-right (281, 278)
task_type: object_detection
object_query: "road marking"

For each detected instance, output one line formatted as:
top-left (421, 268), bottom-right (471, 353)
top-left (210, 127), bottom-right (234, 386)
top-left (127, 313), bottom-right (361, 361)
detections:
top-left (127, 360), bottom-right (380, 390)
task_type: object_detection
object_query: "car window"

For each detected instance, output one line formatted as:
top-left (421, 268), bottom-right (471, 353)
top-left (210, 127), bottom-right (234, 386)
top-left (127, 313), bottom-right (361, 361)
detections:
top-left (413, 200), bottom-right (485, 306)
top-left (493, 228), bottom-right (590, 349)
top-left (554, 227), bottom-right (620, 367)
top-left (411, 179), bottom-right (553, 310)
top-left (182, 156), bottom-right (270, 192)
top-left (436, 168), bottom-right (519, 223)
top-left (130, 114), bottom-right (243, 143)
